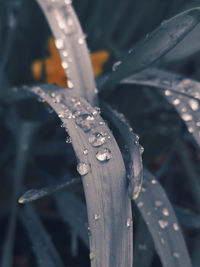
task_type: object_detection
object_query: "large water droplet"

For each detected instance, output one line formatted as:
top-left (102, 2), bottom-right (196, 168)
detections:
top-left (75, 114), bottom-right (95, 132)
top-left (88, 132), bottom-right (106, 147)
top-left (96, 148), bottom-right (112, 162)
top-left (165, 90), bottom-right (171, 96)
top-left (189, 99), bottom-right (199, 111)
top-left (77, 162), bottom-right (90, 176)
top-left (173, 98), bottom-right (180, 105)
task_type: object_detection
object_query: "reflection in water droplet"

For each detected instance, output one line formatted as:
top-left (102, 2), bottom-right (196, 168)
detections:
top-left (67, 80), bottom-right (74, 89)
top-left (126, 218), bottom-right (133, 228)
top-left (83, 149), bottom-right (88, 155)
top-left (162, 208), bottom-right (169, 216)
top-left (88, 132), bottom-right (106, 147)
top-left (112, 61), bottom-right (122, 71)
top-left (66, 136), bottom-right (72, 143)
top-left (173, 252), bottom-right (180, 258)
top-left (165, 90), bottom-right (171, 96)
top-left (62, 61), bottom-right (69, 69)
top-left (181, 113), bottom-right (193, 121)
top-left (78, 37), bottom-right (84, 44)
top-left (96, 148), bottom-right (112, 162)
top-left (173, 99), bottom-right (180, 105)
top-left (77, 162), bottom-right (90, 176)
top-left (158, 220), bottom-right (168, 229)
top-left (189, 99), bottom-right (199, 111)
top-left (173, 223), bottom-right (179, 231)
top-left (75, 114), bottom-right (95, 132)
top-left (94, 214), bottom-right (100, 221)
top-left (55, 38), bottom-right (64, 49)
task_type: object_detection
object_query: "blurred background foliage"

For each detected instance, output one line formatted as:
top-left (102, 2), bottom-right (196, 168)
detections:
top-left (1, 0), bottom-right (200, 266)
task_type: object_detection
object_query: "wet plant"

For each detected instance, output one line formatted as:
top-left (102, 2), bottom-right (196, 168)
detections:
top-left (1, 0), bottom-right (200, 267)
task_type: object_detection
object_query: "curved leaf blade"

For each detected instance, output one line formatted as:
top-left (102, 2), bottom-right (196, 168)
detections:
top-left (16, 84), bottom-right (133, 267)
top-left (102, 7), bottom-right (200, 91)
top-left (121, 67), bottom-right (200, 146)
top-left (36, 0), bottom-right (97, 104)
top-left (135, 169), bottom-right (192, 267)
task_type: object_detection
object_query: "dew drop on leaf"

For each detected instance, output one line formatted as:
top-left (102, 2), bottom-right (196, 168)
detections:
top-left (158, 220), bottom-right (168, 229)
top-left (188, 99), bottom-right (199, 111)
top-left (77, 162), bottom-right (90, 176)
top-left (75, 114), bottom-right (95, 132)
top-left (96, 148), bottom-right (112, 162)
top-left (88, 132), bottom-right (106, 147)
top-left (112, 61), bottom-right (122, 71)
top-left (181, 113), bottom-right (193, 121)
top-left (162, 208), bottom-right (169, 216)
top-left (55, 38), bottom-right (64, 49)
top-left (67, 80), bottom-right (74, 89)
top-left (126, 218), bottom-right (133, 228)
top-left (173, 223), bottom-right (179, 231)
top-left (94, 214), bottom-right (100, 221)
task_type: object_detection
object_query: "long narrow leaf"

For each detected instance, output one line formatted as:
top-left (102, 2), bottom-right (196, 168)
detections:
top-left (36, 0), bottom-right (97, 104)
top-left (16, 84), bottom-right (133, 267)
top-left (121, 67), bottom-right (200, 147)
top-left (102, 7), bottom-right (200, 91)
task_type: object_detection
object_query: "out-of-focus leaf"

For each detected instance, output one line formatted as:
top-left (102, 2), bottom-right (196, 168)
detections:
top-left (36, 0), bottom-right (97, 104)
top-left (18, 177), bottom-right (80, 203)
top-left (134, 169), bottom-right (192, 267)
top-left (20, 204), bottom-right (65, 267)
top-left (11, 84), bottom-right (133, 267)
top-left (174, 205), bottom-right (200, 229)
top-left (102, 7), bottom-right (200, 91)
top-left (53, 191), bottom-right (89, 247)
top-left (121, 68), bottom-right (200, 147)
top-left (0, 122), bottom-right (37, 267)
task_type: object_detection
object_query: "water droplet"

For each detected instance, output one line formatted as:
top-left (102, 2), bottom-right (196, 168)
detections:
top-left (162, 208), bottom-right (169, 216)
top-left (55, 38), bottom-right (64, 49)
top-left (94, 214), bottom-right (100, 221)
top-left (189, 99), bottom-right (199, 111)
top-left (112, 61), bottom-right (121, 71)
top-left (94, 88), bottom-right (98, 94)
top-left (89, 251), bottom-right (95, 261)
top-left (173, 223), bottom-right (179, 231)
top-left (173, 252), bottom-right (180, 258)
top-left (83, 148), bottom-right (88, 155)
top-left (173, 99), bottom-right (180, 105)
top-left (197, 122), bottom-right (200, 127)
top-left (51, 92), bottom-right (56, 98)
top-left (77, 162), bottom-right (90, 176)
top-left (155, 200), bottom-right (162, 207)
top-left (138, 202), bottom-right (143, 207)
top-left (140, 146), bottom-right (144, 154)
top-left (58, 112), bottom-right (65, 118)
top-left (66, 136), bottom-right (72, 143)
top-left (75, 114), bottom-right (95, 132)
top-left (151, 179), bottom-right (157, 184)
top-left (135, 134), bottom-right (140, 141)
top-left (78, 37), bottom-right (84, 44)
top-left (126, 218), bottom-right (133, 228)
top-left (67, 80), bottom-right (74, 89)
top-left (96, 148), bottom-right (112, 162)
top-left (158, 220), bottom-right (168, 229)
top-left (62, 61), bottom-right (69, 69)
top-left (92, 107), bottom-right (101, 115)
top-left (88, 132), bottom-right (106, 147)
top-left (188, 127), bottom-right (194, 133)
top-left (165, 90), bottom-right (171, 96)
top-left (64, 0), bottom-right (72, 5)
top-left (62, 51), bottom-right (68, 57)
top-left (181, 113), bottom-right (193, 121)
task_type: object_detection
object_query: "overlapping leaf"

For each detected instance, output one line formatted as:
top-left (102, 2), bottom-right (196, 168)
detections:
top-left (102, 7), bottom-right (200, 91)
top-left (121, 68), bottom-right (200, 147)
